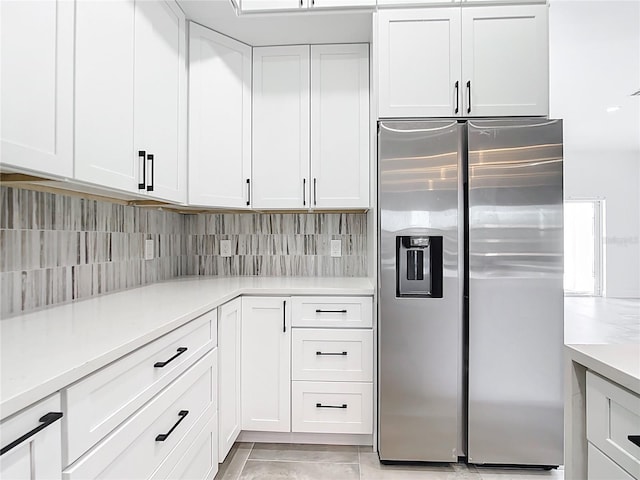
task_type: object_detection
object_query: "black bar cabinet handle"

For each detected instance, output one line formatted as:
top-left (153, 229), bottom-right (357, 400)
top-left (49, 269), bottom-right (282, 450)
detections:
top-left (154, 347), bottom-right (187, 368)
top-left (0, 412), bottom-right (63, 456)
top-left (155, 410), bottom-right (188, 442)
top-left (246, 178), bottom-right (251, 206)
top-left (283, 300), bottom-right (287, 332)
top-left (138, 150), bottom-right (146, 190)
top-left (316, 351), bottom-right (348, 356)
top-left (454, 81), bottom-right (459, 114)
top-left (466, 80), bottom-right (471, 114)
top-left (313, 178), bottom-right (317, 206)
top-left (629, 435), bottom-right (640, 448)
top-left (315, 309), bottom-right (347, 314)
top-left (146, 153), bottom-right (154, 192)
top-left (316, 403), bottom-right (347, 409)
top-left (303, 178), bottom-right (306, 206)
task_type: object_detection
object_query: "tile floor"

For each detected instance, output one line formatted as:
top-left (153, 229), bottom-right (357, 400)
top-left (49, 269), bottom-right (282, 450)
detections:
top-left (215, 443), bottom-right (564, 480)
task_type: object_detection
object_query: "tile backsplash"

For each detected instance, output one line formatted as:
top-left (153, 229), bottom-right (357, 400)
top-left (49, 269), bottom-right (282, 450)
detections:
top-left (184, 213), bottom-right (367, 277)
top-left (0, 186), bottom-right (368, 316)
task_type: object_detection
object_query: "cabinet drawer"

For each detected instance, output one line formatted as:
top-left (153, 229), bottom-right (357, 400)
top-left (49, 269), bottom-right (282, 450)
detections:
top-left (291, 381), bottom-right (373, 434)
top-left (291, 297), bottom-right (373, 328)
top-left (64, 310), bottom-right (216, 464)
top-left (150, 413), bottom-right (218, 480)
top-left (63, 350), bottom-right (217, 480)
top-left (292, 329), bottom-right (373, 382)
top-left (588, 443), bottom-right (634, 480)
top-left (587, 371), bottom-right (640, 479)
top-left (0, 394), bottom-right (62, 480)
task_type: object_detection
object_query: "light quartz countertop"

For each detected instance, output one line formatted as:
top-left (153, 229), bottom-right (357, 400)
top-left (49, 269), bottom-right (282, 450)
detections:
top-left (565, 343), bottom-right (640, 394)
top-left (0, 276), bottom-right (374, 420)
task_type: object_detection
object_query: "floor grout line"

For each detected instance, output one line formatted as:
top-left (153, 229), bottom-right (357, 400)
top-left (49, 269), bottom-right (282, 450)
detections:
top-left (243, 458), bottom-right (360, 465)
top-left (234, 442), bottom-right (254, 480)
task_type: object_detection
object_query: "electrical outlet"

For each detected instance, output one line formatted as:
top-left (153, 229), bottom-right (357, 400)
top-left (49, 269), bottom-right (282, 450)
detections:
top-left (144, 239), bottom-right (154, 260)
top-left (220, 239), bottom-right (232, 257)
top-left (330, 239), bottom-right (342, 257)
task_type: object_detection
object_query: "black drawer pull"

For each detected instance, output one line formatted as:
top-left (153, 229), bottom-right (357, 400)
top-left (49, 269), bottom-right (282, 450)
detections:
top-left (316, 403), bottom-right (347, 409)
top-left (155, 410), bottom-right (189, 442)
top-left (154, 347), bottom-right (187, 368)
top-left (629, 435), bottom-right (640, 448)
top-left (316, 351), bottom-right (348, 356)
top-left (0, 412), bottom-right (63, 456)
top-left (315, 309), bottom-right (347, 314)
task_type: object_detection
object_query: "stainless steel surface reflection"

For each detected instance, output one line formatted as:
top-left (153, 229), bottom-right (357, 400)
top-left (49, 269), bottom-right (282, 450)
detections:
top-left (467, 119), bottom-right (564, 465)
top-left (378, 121), bottom-right (461, 462)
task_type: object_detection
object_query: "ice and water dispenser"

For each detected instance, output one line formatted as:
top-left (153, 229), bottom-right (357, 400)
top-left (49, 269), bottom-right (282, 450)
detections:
top-left (396, 236), bottom-right (443, 298)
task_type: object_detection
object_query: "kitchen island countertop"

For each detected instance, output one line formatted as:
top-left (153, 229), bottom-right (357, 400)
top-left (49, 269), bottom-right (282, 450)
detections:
top-left (1, 276), bottom-right (374, 420)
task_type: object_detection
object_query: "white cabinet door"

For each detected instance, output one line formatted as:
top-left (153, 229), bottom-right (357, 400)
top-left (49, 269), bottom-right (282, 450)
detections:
top-left (310, 44), bottom-right (369, 209)
top-left (134, 0), bottom-right (187, 203)
top-left (378, 0), bottom-right (459, 7)
top-left (189, 23), bottom-right (252, 208)
top-left (0, 0), bottom-right (73, 178)
top-left (75, 0), bottom-right (137, 192)
top-left (461, 5), bottom-right (549, 117)
top-left (241, 297), bottom-right (291, 432)
top-left (241, 0), bottom-right (308, 12)
top-left (311, 0), bottom-right (375, 8)
top-left (252, 46), bottom-right (310, 209)
top-left (0, 394), bottom-right (62, 480)
top-left (218, 298), bottom-right (242, 462)
top-left (377, 8), bottom-right (462, 118)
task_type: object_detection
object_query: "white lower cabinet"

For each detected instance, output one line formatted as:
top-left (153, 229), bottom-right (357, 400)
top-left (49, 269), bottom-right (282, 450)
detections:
top-left (218, 298), bottom-right (242, 461)
top-left (588, 443), bottom-right (635, 480)
top-left (586, 371), bottom-right (640, 479)
top-left (241, 297), bottom-right (291, 432)
top-left (291, 328), bottom-right (373, 382)
top-left (291, 381), bottom-right (373, 434)
top-left (0, 394), bottom-right (63, 480)
top-left (150, 413), bottom-right (219, 480)
top-left (63, 311), bottom-right (215, 465)
top-left (63, 350), bottom-right (217, 479)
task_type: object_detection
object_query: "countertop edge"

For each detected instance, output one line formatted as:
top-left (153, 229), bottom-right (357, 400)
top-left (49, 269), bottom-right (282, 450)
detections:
top-left (1, 279), bottom-right (374, 420)
top-left (565, 344), bottom-right (640, 395)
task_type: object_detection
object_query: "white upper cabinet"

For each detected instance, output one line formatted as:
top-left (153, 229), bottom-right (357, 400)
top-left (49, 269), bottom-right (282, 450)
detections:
top-left (378, 8), bottom-right (462, 118)
top-left (240, 0), bottom-right (373, 12)
top-left (75, 0), bottom-right (136, 192)
top-left (310, 0), bottom-right (375, 8)
top-left (75, 0), bottom-right (187, 203)
top-left (241, 0), bottom-right (308, 12)
top-left (0, 0), bottom-right (74, 178)
top-left (252, 46), bottom-right (310, 209)
top-left (377, 4), bottom-right (549, 118)
top-left (253, 44), bottom-right (370, 210)
top-left (461, 4), bottom-right (549, 117)
top-left (189, 23), bottom-right (252, 208)
top-left (378, 0), bottom-right (459, 7)
top-left (241, 297), bottom-right (291, 433)
top-left (310, 44), bottom-right (370, 208)
top-left (134, 0), bottom-right (187, 203)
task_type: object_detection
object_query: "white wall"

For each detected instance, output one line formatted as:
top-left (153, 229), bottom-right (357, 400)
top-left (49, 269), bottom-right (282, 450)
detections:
top-left (564, 150), bottom-right (640, 297)
top-left (549, 0), bottom-right (640, 298)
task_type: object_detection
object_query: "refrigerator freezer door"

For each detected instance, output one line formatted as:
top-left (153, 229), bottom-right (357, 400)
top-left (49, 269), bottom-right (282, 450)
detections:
top-left (467, 119), bottom-right (564, 466)
top-left (378, 120), bottom-right (462, 462)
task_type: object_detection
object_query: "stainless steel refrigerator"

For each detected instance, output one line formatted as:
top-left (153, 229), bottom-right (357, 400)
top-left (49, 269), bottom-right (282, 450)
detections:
top-left (378, 119), bottom-right (564, 466)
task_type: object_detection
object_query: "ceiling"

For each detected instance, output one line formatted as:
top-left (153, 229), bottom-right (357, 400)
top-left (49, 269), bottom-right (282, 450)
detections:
top-left (177, 0), bottom-right (373, 46)
top-left (548, 0), bottom-right (640, 153)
